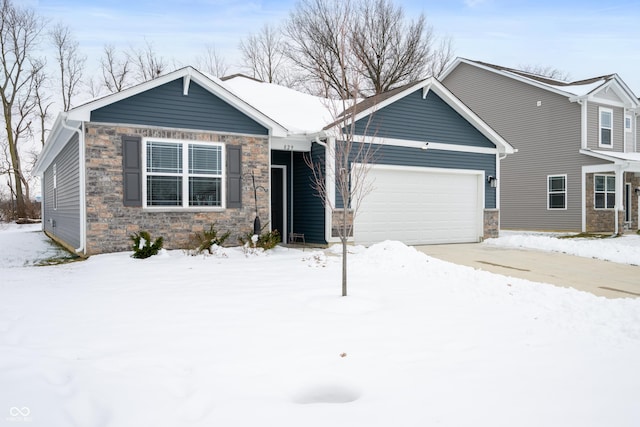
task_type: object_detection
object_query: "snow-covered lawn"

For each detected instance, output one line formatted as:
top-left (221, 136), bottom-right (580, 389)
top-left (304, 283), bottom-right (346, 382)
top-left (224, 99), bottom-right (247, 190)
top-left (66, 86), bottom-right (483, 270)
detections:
top-left (486, 231), bottom-right (640, 266)
top-left (1, 224), bottom-right (640, 427)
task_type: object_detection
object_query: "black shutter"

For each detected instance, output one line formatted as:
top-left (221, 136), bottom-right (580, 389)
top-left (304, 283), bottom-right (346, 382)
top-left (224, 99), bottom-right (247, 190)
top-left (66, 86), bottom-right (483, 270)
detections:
top-left (226, 145), bottom-right (242, 208)
top-left (122, 135), bottom-right (142, 207)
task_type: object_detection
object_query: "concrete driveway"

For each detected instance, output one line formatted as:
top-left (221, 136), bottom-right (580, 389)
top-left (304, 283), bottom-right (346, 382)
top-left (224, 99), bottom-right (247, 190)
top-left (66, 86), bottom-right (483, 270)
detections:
top-left (416, 243), bottom-right (640, 299)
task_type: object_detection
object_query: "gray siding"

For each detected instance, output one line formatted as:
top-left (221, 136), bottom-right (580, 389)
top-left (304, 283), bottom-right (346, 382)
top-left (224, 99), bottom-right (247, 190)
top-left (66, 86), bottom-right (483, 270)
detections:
top-left (444, 62), bottom-right (599, 231)
top-left (43, 134), bottom-right (81, 248)
top-left (91, 79), bottom-right (268, 136)
top-left (586, 102), bottom-right (625, 151)
top-left (354, 89), bottom-right (495, 148)
top-left (292, 147), bottom-right (326, 244)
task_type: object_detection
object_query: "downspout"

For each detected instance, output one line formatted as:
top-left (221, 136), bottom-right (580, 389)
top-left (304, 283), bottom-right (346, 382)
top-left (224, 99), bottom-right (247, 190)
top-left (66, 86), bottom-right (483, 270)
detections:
top-left (60, 115), bottom-right (86, 255)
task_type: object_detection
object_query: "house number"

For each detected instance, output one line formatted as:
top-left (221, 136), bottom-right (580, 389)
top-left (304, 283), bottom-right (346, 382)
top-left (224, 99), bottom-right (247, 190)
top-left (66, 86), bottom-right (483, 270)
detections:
top-left (283, 144), bottom-right (294, 151)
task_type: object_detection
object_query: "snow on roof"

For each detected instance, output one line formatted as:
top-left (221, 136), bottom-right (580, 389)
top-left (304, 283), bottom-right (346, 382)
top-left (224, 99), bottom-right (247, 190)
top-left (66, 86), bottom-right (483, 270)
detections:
top-left (463, 59), bottom-right (614, 97)
top-left (221, 75), bottom-right (337, 134)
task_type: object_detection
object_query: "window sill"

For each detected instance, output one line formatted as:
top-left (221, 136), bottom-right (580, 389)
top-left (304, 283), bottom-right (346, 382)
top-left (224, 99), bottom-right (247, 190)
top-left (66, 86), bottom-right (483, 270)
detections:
top-left (142, 206), bottom-right (226, 213)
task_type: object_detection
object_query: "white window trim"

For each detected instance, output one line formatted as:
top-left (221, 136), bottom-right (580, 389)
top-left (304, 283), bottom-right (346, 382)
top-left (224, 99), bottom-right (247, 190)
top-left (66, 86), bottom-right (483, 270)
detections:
top-left (598, 107), bottom-right (613, 147)
top-left (547, 174), bottom-right (567, 210)
top-left (594, 174), bottom-right (615, 210)
top-left (141, 137), bottom-right (226, 211)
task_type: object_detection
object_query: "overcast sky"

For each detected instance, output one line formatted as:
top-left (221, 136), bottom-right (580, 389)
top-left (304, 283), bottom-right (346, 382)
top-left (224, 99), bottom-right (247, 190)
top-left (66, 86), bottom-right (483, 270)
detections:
top-left (30, 0), bottom-right (640, 94)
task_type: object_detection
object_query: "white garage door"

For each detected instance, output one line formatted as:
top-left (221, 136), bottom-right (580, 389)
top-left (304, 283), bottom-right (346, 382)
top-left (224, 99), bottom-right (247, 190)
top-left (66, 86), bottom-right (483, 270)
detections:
top-left (354, 165), bottom-right (483, 245)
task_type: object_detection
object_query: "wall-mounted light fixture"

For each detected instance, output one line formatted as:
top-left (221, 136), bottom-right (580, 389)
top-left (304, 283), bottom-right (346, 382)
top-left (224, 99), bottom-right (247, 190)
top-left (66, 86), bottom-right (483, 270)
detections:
top-left (635, 186), bottom-right (640, 196)
top-left (487, 175), bottom-right (497, 188)
top-left (420, 142), bottom-right (429, 150)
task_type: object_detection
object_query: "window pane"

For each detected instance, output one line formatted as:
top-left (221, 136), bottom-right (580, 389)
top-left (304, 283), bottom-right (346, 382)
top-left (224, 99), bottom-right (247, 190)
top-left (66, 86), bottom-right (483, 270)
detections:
top-left (595, 193), bottom-right (605, 209)
top-left (601, 128), bottom-right (611, 145)
top-left (601, 111), bottom-right (612, 128)
top-left (606, 193), bottom-right (615, 209)
top-left (189, 177), bottom-right (221, 206)
top-left (189, 144), bottom-right (221, 175)
top-left (549, 193), bottom-right (565, 209)
top-left (595, 176), bottom-right (605, 192)
top-left (147, 142), bottom-right (182, 173)
top-left (606, 176), bottom-right (616, 191)
top-left (549, 176), bottom-right (565, 192)
top-left (147, 176), bottom-right (182, 206)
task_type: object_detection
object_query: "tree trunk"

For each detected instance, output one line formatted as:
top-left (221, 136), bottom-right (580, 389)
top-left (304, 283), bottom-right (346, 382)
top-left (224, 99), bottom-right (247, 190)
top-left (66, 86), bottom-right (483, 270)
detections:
top-left (341, 207), bottom-right (348, 296)
top-left (5, 123), bottom-right (26, 219)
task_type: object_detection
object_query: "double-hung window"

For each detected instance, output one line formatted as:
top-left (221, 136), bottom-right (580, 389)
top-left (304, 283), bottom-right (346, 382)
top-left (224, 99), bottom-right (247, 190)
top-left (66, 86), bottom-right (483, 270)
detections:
top-left (599, 107), bottom-right (613, 147)
top-left (547, 175), bottom-right (566, 209)
top-left (145, 139), bottom-right (224, 208)
top-left (594, 175), bottom-right (615, 209)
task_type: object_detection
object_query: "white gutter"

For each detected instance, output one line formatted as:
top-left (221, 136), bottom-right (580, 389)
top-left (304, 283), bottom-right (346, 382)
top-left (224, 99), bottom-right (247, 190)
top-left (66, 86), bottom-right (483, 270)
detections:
top-left (60, 116), bottom-right (86, 255)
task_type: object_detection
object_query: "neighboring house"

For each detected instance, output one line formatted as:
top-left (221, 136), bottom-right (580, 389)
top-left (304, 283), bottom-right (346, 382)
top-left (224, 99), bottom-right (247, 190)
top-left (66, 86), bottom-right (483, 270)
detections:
top-left (34, 66), bottom-right (513, 256)
top-left (442, 58), bottom-right (640, 234)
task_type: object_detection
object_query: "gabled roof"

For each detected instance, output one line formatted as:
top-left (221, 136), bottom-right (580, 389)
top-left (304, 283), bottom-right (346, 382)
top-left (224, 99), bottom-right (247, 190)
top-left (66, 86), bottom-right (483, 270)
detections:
top-left (35, 67), bottom-right (291, 174)
top-left (65, 66), bottom-right (288, 136)
top-left (326, 77), bottom-right (515, 154)
top-left (441, 58), bottom-right (640, 108)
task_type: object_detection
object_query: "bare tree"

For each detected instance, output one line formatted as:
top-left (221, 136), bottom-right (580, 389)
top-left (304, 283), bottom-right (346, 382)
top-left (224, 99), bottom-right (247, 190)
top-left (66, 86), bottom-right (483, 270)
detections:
top-left (195, 44), bottom-right (229, 78)
top-left (0, 0), bottom-right (45, 219)
top-left (84, 74), bottom-right (105, 100)
top-left (428, 35), bottom-right (455, 78)
top-left (129, 39), bottom-right (167, 82)
top-left (303, 19), bottom-right (377, 296)
top-left (518, 64), bottom-right (571, 81)
top-left (239, 24), bottom-right (288, 84)
top-left (32, 61), bottom-right (51, 146)
top-left (51, 22), bottom-right (85, 111)
top-left (100, 44), bottom-right (131, 93)
top-left (285, 0), bottom-right (454, 97)
top-left (285, 0), bottom-right (358, 99)
top-left (351, 0), bottom-right (431, 94)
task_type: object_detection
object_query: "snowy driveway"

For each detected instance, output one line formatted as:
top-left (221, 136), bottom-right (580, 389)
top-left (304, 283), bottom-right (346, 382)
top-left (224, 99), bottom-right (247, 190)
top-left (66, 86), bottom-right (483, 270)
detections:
top-left (417, 243), bottom-right (640, 299)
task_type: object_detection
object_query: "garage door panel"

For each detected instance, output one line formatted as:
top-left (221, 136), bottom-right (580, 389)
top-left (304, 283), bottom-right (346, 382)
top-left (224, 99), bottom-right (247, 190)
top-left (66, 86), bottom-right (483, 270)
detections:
top-left (354, 166), bottom-right (482, 246)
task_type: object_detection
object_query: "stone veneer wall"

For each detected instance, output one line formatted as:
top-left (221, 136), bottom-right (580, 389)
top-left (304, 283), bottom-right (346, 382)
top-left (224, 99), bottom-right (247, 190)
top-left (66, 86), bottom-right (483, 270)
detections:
top-left (84, 124), bottom-right (269, 254)
top-left (483, 209), bottom-right (499, 239)
top-left (585, 172), bottom-right (640, 234)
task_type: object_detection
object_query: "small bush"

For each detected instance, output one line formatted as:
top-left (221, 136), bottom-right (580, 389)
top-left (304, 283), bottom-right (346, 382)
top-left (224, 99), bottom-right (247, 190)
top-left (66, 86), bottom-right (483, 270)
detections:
top-left (130, 231), bottom-right (163, 259)
top-left (189, 223), bottom-right (231, 255)
top-left (238, 229), bottom-right (281, 251)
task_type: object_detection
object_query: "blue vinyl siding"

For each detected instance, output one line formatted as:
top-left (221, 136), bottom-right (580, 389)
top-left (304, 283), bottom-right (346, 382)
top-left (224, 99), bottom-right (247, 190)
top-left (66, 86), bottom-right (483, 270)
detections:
top-left (43, 134), bottom-right (81, 249)
top-left (271, 150), bottom-right (293, 238)
top-left (354, 89), bottom-right (495, 148)
top-left (91, 79), bottom-right (268, 135)
top-left (335, 142), bottom-right (496, 209)
top-left (292, 148), bottom-right (326, 244)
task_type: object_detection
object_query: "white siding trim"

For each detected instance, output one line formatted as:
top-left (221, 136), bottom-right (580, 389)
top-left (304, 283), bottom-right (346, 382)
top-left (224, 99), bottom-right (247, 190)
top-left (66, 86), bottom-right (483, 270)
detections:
top-left (349, 135), bottom-right (500, 155)
top-left (598, 107), bottom-right (613, 148)
top-left (547, 174), bottom-right (568, 210)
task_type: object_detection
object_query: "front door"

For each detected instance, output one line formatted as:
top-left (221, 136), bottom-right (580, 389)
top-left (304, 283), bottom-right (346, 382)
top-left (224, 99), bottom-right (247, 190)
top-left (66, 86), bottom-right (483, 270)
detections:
top-left (625, 183), bottom-right (631, 223)
top-left (270, 166), bottom-right (286, 242)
